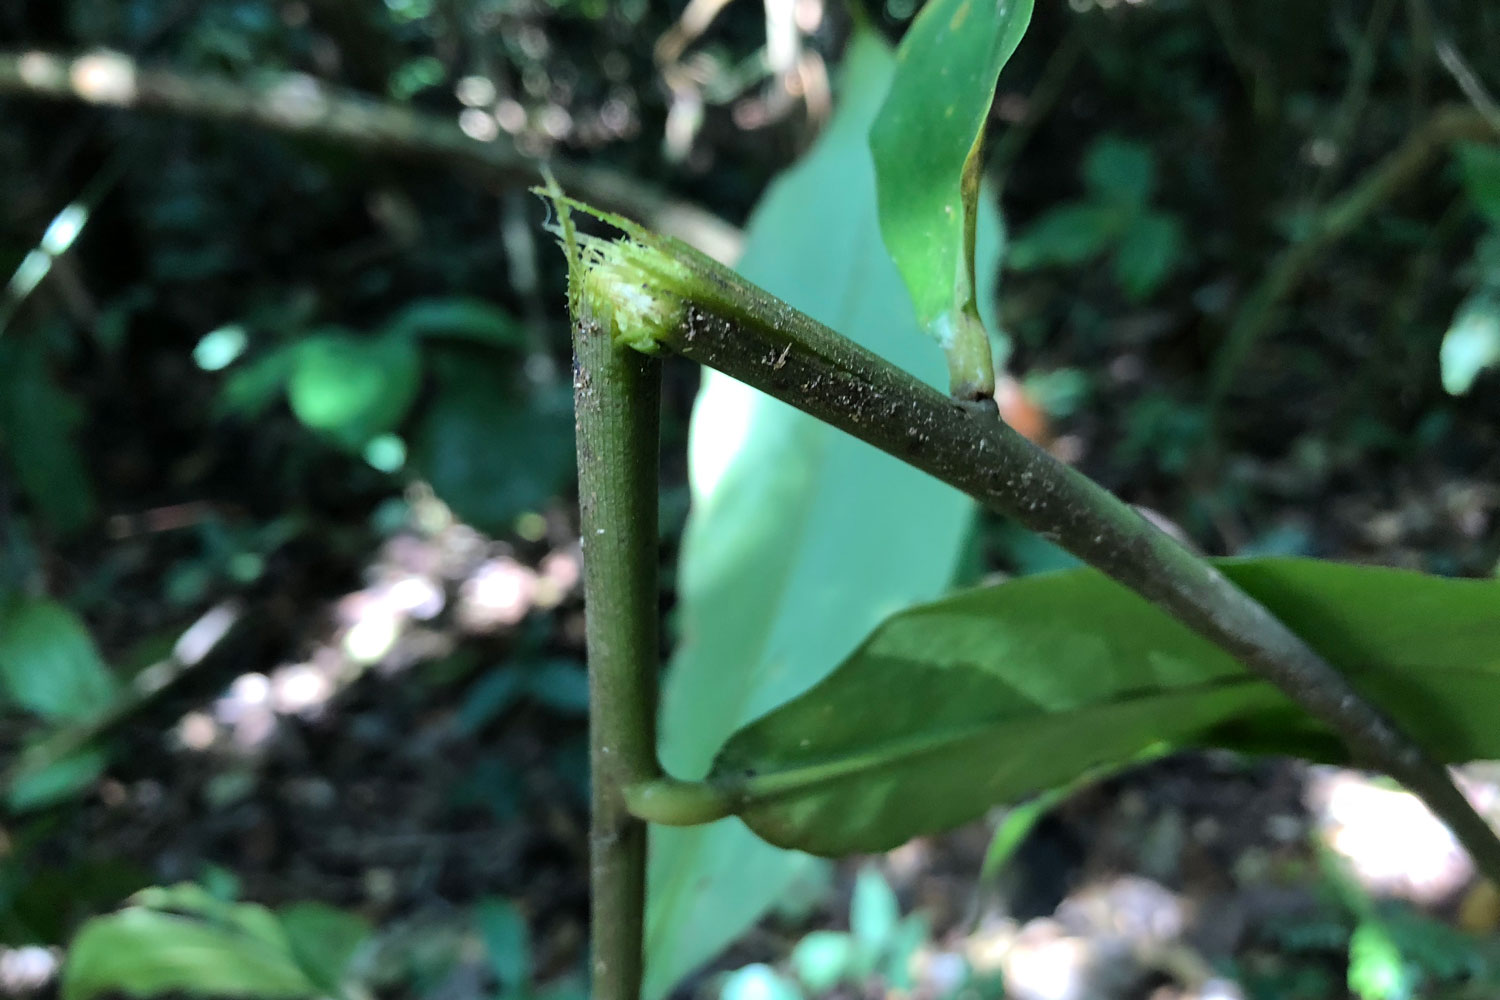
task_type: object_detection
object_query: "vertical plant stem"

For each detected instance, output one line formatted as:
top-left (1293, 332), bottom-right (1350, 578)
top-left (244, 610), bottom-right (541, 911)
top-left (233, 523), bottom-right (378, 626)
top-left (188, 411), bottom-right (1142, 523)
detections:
top-left (573, 310), bottom-right (663, 1000)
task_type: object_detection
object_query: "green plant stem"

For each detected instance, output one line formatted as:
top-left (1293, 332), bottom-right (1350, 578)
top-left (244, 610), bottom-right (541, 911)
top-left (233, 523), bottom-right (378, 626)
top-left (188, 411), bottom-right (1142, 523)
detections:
top-left (573, 309), bottom-right (663, 1000)
top-left (1207, 105), bottom-right (1498, 409)
top-left (575, 223), bottom-right (1500, 882)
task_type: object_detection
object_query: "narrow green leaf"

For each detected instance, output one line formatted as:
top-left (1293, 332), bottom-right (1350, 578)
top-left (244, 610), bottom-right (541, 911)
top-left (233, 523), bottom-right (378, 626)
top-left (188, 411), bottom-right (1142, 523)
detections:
top-left (644, 30), bottom-right (995, 999)
top-left (870, 0), bottom-right (1033, 396)
top-left (1455, 142), bottom-right (1500, 223)
top-left (712, 559), bottom-right (1500, 856)
top-left (7, 744), bottom-right (107, 812)
top-left (475, 897), bottom-right (531, 994)
top-left (850, 868), bottom-right (899, 967)
top-left (0, 334), bottom-right (96, 537)
top-left (0, 598), bottom-right (118, 722)
top-left (62, 890), bottom-right (319, 1000)
top-left (287, 329), bottom-right (421, 449)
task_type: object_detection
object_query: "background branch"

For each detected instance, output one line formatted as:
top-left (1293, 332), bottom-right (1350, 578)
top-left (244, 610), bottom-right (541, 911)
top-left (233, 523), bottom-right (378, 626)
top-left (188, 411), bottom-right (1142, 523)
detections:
top-left (1207, 104), bottom-right (1499, 409)
top-left (0, 49), bottom-right (742, 262)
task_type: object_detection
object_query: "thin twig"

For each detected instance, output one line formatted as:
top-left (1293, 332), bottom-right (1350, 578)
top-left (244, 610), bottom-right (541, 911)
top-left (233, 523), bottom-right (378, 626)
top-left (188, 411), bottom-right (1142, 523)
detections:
top-left (1435, 37), bottom-right (1500, 132)
top-left (0, 49), bottom-right (742, 261)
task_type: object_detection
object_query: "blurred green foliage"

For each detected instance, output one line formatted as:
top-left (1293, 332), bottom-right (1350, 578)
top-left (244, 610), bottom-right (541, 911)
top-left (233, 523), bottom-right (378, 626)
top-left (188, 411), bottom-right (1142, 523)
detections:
top-left (1, 1), bottom-right (1499, 999)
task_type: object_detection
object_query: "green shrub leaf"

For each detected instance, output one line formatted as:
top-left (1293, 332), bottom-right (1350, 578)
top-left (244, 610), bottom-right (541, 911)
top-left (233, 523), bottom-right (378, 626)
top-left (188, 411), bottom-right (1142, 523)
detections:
top-left (278, 901), bottom-right (371, 996)
top-left (407, 350), bottom-right (574, 533)
top-left (712, 559), bottom-right (1500, 856)
top-left (287, 329), bottom-right (421, 449)
top-left (1113, 211), bottom-right (1184, 301)
top-left (0, 334), bottom-right (96, 537)
top-left (644, 31), bottom-right (992, 998)
top-left (1455, 142), bottom-right (1500, 223)
top-left (0, 598), bottom-right (118, 722)
top-left (1083, 136), bottom-right (1158, 210)
top-left (870, 0), bottom-right (1032, 394)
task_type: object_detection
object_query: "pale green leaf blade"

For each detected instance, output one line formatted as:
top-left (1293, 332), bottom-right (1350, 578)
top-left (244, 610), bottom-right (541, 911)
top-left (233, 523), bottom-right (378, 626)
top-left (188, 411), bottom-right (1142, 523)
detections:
top-left (870, 0), bottom-right (1032, 387)
top-left (1440, 293), bottom-right (1500, 395)
top-left (713, 559), bottom-right (1500, 856)
top-left (0, 598), bottom-right (118, 721)
top-left (644, 30), bottom-right (998, 998)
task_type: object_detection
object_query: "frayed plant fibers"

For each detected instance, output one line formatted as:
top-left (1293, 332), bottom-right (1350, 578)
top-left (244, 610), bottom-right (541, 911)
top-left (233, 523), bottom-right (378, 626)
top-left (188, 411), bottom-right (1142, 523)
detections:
top-left (538, 181), bottom-right (692, 355)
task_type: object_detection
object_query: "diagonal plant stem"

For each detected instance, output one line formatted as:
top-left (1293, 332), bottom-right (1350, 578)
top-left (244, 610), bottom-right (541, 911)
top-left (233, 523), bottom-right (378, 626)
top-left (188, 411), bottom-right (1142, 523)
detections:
top-left (552, 193), bottom-right (1500, 886)
top-left (564, 203), bottom-right (665, 1000)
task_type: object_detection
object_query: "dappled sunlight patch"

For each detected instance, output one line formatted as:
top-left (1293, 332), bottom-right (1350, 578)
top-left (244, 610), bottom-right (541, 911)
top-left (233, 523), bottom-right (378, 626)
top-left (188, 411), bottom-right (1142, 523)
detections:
top-left (1306, 767), bottom-right (1495, 904)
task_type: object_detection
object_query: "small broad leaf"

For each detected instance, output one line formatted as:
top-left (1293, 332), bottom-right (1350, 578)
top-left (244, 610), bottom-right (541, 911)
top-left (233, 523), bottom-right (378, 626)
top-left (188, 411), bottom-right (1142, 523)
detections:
top-left (1348, 921), bottom-right (1415, 1000)
top-left (1113, 211), bottom-right (1184, 301)
top-left (790, 932), bottom-right (856, 992)
top-left (7, 744), bottom-right (108, 812)
top-left (408, 349), bottom-right (574, 533)
top-left (721, 965), bottom-right (803, 1000)
top-left (870, 0), bottom-right (1033, 395)
top-left (385, 297), bottom-right (526, 349)
top-left (713, 559), bottom-right (1500, 856)
top-left (1007, 202), bottom-right (1125, 270)
top-left (287, 329), bottom-right (421, 449)
top-left (62, 887), bottom-right (319, 1000)
top-left (1455, 142), bottom-right (1500, 223)
top-left (1440, 293), bottom-right (1500, 395)
top-left (278, 901), bottom-right (370, 996)
top-left (1083, 136), bottom-right (1157, 210)
top-left (0, 598), bottom-right (118, 722)
top-left (216, 345), bottom-right (298, 420)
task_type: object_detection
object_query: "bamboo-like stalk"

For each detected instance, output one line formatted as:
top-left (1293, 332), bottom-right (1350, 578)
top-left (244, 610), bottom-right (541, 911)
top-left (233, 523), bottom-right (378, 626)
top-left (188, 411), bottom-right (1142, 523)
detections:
top-left (554, 193), bottom-right (1500, 885)
top-left (570, 256), bottom-right (663, 1000)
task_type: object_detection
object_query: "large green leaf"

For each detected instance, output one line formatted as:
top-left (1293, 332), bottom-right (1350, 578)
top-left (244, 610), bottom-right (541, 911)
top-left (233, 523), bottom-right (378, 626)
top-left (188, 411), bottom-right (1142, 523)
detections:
top-left (0, 597), bottom-right (118, 722)
top-left (870, 0), bottom-right (1032, 393)
top-left (712, 559), bottom-right (1500, 856)
top-left (644, 30), bottom-right (1000, 998)
top-left (63, 886), bottom-right (321, 1000)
